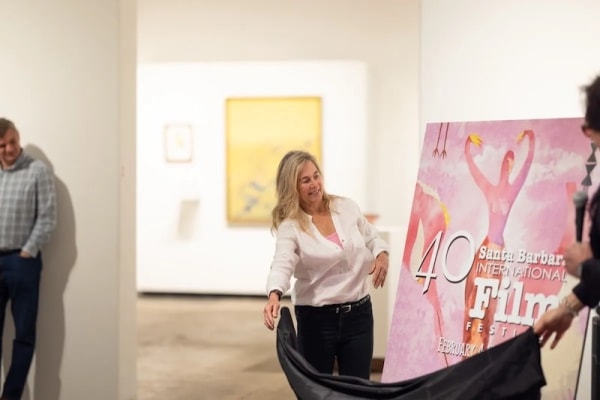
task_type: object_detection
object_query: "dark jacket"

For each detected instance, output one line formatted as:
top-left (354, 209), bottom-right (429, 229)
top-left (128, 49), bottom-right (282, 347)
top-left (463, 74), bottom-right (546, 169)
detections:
top-left (573, 189), bottom-right (600, 307)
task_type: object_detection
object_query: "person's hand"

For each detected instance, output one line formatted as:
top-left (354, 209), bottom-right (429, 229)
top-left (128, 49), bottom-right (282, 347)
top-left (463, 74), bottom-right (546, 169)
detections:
top-left (533, 306), bottom-right (574, 349)
top-left (534, 294), bottom-right (583, 349)
top-left (263, 292), bottom-right (281, 330)
top-left (369, 251), bottom-right (389, 289)
top-left (564, 242), bottom-right (593, 276)
top-left (20, 250), bottom-right (31, 258)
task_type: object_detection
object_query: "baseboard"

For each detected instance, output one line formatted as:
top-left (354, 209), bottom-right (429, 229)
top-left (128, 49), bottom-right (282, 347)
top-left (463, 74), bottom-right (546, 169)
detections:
top-left (371, 357), bottom-right (384, 373)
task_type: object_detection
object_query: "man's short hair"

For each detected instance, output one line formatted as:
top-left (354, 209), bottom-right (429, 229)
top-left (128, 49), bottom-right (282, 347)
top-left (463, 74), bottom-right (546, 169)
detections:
top-left (0, 118), bottom-right (17, 138)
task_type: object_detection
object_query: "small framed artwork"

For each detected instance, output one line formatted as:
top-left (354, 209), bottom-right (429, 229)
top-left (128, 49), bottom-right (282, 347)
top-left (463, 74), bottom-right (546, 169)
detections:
top-left (164, 124), bottom-right (193, 163)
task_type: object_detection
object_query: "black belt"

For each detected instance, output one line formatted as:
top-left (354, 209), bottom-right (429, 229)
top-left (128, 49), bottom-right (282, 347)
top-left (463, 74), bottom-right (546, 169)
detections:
top-left (0, 249), bottom-right (19, 256)
top-left (298, 295), bottom-right (371, 314)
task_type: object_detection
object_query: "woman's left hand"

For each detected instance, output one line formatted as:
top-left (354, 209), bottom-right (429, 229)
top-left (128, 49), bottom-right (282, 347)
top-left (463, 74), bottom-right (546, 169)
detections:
top-left (370, 252), bottom-right (389, 289)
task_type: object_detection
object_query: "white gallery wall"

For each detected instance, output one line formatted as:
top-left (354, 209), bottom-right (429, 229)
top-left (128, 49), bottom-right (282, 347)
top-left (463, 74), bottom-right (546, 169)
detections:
top-left (421, 1), bottom-right (600, 398)
top-left (137, 62), bottom-right (368, 293)
top-left (0, 1), bottom-right (136, 399)
top-left (137, 0), bottom-right (420, 228)
top-left (136, 0), bottom-right (421, 294)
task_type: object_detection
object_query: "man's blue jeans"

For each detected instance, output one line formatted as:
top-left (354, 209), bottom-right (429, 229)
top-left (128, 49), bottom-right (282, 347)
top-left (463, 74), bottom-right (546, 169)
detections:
top-left (0, 252), bottom-right (41, 400)
top-left (294, 295), bottom-right (374, 379)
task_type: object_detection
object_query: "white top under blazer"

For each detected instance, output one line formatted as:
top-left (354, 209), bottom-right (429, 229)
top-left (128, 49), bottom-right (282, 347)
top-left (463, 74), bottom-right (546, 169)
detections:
top-left (266, 196), bottom-right (390, 306)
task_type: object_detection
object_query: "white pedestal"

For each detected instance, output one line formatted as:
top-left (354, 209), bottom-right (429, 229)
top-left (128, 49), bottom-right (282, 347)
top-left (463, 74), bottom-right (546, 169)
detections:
top-left (370, 225), bottom-right (406, 359)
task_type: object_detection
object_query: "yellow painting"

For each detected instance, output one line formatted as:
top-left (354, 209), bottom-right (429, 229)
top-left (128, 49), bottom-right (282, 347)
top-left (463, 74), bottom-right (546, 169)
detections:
top-left (225, 97), bottom-right (322, 225)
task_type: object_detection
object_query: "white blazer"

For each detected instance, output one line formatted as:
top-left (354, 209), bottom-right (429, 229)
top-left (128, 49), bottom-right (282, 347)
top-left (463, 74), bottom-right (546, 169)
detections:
top-left (266, 196), bottom-right (389, 306)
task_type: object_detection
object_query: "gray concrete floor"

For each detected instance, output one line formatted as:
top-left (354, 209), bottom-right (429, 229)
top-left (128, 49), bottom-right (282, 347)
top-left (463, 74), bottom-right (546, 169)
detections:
top-left (136, 294), bottom-right (381, 400)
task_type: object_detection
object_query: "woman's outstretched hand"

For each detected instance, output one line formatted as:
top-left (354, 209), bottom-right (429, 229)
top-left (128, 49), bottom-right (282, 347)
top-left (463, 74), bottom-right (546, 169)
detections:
top-left (263, 292), bottom-right (281, 330)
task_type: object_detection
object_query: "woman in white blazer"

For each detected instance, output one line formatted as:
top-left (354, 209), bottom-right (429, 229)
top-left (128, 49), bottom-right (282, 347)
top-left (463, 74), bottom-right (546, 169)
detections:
top-left (263, 150), bottom-right (389, 379)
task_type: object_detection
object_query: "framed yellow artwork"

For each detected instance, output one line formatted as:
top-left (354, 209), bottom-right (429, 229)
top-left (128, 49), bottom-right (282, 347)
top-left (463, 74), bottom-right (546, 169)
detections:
top-left (225, 96), bottom-right (322, 225)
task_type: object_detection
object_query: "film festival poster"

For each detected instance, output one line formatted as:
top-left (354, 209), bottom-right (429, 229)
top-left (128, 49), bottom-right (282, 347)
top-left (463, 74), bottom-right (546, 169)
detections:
top-left (382, 119), bottom-right (596, 399)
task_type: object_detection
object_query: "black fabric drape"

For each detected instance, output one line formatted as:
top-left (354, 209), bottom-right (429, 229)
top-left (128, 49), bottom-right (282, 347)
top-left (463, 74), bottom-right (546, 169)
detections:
top-left (276, 307), bottom-right (546, 400)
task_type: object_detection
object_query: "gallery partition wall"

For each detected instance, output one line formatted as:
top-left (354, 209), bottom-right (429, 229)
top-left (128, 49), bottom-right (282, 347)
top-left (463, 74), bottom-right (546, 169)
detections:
top-left (1, 0), bottom-right (137, 399)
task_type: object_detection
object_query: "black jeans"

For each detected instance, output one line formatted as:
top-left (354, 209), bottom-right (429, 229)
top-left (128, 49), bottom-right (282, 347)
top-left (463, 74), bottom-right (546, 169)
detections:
top-left (0, 252), bottom-right (42, 400)
top-left (294, 295), bottom-right (374, 379)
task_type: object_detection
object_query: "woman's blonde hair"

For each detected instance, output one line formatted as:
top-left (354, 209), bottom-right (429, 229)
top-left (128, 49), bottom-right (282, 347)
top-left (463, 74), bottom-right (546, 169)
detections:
top-left (271, 150), bottom-right (334, 232)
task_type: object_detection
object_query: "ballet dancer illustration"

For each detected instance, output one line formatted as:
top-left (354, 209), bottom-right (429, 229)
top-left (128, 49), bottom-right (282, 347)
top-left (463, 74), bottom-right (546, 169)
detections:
top-left (403, 181), bottom-right (450, 366)
top-left (488, 181), bottom-right (576, 347)
top-left (462, 129), bottom-right (536, 352)
top-left (489, 131), bottom-right (596, 347)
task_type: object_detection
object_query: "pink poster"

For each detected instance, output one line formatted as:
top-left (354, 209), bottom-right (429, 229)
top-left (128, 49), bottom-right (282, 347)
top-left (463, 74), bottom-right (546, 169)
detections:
top-left (382, 118), bottom-right (594, 399)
